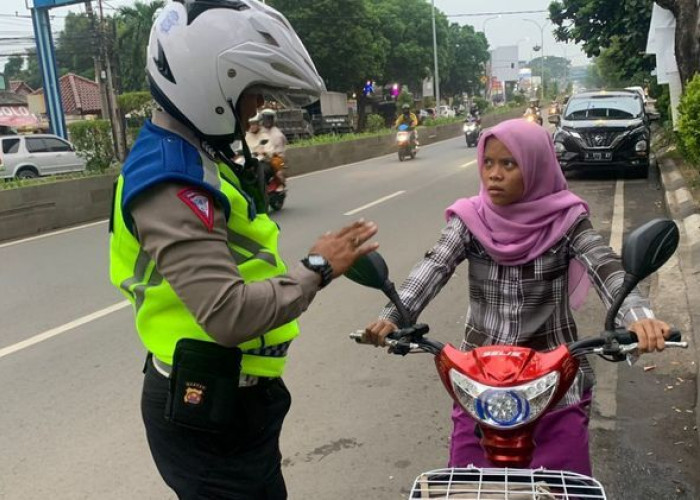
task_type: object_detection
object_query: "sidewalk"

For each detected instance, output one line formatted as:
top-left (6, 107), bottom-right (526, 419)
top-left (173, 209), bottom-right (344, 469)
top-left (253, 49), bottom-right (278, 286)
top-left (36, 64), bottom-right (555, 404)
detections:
top-left (655, 148), bottom-right (700, 439)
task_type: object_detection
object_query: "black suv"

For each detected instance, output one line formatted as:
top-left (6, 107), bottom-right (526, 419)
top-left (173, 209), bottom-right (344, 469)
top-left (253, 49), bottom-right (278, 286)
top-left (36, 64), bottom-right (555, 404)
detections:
top-left (552, 90), bottom-right (655, 178)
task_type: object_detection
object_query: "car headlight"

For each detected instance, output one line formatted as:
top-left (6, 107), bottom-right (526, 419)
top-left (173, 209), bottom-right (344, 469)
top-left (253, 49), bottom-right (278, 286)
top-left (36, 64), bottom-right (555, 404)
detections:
top-left (554, 142), bottom-right (567, 154)
top-left (450, 370), bottom-right (560, 429)
top-left (569, 131), bottom-right (582, 139)
top-left (635, 139), bottom-right (648, 152)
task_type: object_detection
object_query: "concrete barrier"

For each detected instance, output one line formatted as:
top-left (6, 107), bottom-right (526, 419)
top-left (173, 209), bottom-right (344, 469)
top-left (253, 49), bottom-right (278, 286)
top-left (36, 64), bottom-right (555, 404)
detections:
top-left (0, 108), bottom-right (524, 243)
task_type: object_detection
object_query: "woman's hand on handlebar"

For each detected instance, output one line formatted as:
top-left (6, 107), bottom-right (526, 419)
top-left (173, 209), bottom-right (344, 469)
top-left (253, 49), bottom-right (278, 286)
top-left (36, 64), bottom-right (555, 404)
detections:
top-left (363, 319), bottom-right (398, 347)
top-left (628, 318), bottom-right (671, 353)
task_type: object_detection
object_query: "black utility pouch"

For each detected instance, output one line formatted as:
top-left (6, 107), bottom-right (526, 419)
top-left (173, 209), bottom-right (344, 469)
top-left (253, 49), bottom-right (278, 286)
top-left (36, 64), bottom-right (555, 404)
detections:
top-left (164, 338), bottom-right (243, 433)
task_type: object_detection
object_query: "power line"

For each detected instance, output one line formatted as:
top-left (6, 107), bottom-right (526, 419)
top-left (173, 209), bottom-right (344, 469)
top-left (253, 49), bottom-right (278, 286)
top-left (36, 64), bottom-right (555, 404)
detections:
top-left (446, 10), bottom-right (549, 18)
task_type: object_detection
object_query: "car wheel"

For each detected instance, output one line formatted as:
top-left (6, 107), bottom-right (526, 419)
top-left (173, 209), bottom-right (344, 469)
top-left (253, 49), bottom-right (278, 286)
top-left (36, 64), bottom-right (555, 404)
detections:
top-left (16, 168), bottom-right (39, 179)
top-left (636, 162), bottom-right (650, 179)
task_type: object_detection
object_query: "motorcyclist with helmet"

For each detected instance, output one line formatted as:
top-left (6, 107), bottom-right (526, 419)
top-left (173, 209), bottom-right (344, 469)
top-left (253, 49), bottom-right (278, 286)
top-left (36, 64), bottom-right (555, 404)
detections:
top-left (395, 104), bottom-right (419, 146)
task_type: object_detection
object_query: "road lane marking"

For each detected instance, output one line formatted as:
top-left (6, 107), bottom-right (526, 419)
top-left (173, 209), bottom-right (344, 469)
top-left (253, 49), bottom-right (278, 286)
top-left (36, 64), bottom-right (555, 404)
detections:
top-left (461, 160), bottom-right (477, 168)
top-left (0, 219), bottom-right (108, 249)
top-left (0, 301), bottom-right (130, 360)
top-left (344, 191), bottom-right (406, 216)
top-left (592, 179), bottom-right (625, 429)
top-left (610, 179), bottom-right (625, 253)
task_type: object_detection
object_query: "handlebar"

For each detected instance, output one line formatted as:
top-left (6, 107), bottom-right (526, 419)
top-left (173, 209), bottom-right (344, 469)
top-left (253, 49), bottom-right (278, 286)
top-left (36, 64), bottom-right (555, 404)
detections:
top-left (350, 326), bottom-right (687, 360)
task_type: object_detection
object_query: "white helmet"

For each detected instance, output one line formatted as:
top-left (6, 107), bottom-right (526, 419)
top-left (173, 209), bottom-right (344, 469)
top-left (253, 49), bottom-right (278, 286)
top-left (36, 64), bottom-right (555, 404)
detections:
top-left (147, 0), bottom-right (325, 145)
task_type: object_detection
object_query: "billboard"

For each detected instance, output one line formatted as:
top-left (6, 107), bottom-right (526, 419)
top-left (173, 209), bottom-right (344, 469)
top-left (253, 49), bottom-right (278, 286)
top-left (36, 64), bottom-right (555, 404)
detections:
top-left (518, 68), bottom-right (532, 91)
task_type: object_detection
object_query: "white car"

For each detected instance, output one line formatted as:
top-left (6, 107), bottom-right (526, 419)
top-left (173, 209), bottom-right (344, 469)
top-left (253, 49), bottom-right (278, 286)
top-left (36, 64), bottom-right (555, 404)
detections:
top-left (437, 105), bottom-right (456, 118)
top-left (0, 134), bottom-right (86, 179)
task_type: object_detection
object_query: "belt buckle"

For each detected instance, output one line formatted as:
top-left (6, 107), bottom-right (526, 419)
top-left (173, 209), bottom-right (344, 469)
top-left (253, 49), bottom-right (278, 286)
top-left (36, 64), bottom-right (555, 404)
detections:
top-left (239, 373), bottom-right (259, 387)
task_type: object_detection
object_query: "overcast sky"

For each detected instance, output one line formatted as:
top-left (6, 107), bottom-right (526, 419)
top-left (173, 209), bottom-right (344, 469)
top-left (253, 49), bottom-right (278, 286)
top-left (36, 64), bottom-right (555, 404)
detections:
top-left (0, 0), bottom-right (590, 73)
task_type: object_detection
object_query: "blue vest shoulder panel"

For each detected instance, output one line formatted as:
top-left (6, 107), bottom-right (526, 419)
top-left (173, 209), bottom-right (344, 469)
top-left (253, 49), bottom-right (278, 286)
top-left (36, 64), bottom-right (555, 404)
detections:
top-left (120, 121), bottom-right (230, 230)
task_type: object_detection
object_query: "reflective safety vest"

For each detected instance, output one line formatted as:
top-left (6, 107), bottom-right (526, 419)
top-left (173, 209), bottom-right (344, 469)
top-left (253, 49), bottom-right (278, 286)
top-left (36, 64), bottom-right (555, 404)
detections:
top-left (109, 121), bottom-right (299, 377)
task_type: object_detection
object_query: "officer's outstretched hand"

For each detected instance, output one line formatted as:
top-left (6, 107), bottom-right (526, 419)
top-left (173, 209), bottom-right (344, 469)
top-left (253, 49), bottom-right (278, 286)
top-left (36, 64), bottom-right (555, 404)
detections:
top-left (309, 220), bottom-right (379, 278)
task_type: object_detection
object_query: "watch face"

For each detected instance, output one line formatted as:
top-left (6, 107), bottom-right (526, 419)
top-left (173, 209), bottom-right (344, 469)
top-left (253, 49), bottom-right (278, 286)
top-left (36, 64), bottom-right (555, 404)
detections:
top-left (308, 255), bottom-right (327, 266)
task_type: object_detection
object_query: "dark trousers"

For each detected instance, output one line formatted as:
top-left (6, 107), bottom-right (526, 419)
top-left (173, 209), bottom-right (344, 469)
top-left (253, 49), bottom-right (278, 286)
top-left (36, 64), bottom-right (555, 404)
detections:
top-left (141, 360), bottom-right (292, 499)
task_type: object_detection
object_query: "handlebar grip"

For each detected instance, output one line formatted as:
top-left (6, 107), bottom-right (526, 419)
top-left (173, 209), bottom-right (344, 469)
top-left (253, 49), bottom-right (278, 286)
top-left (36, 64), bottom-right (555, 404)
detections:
top-left (616, 328), bottom-right (681, 344)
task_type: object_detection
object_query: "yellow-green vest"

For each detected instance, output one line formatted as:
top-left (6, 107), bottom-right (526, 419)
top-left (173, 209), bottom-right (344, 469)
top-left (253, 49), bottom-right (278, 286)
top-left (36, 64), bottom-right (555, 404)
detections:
top-left (110, 161), bottom-right (299, 377)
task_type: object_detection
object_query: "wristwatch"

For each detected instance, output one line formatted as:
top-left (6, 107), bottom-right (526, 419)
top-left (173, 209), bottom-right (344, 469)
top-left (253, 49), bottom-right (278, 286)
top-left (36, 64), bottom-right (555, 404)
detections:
top-left (301, 254), bottom-right (334, 288)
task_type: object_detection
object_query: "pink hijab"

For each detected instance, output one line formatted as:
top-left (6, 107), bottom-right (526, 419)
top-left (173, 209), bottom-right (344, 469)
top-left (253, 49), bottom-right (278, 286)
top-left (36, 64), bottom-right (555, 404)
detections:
top-left (446, 118), bottom-right (591, 309)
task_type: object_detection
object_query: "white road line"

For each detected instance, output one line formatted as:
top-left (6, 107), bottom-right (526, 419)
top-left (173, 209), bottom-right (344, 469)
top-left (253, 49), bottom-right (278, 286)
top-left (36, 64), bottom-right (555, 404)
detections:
top-left (0, 301), bottom-right (130, 360)
top-left (593, 179), bottom-right (625, 428)
top-left (0, 219), bottom-right (108, 249)
top-left (461, 160), bottom-right (477, 168)
top-left (610, 179), bottom-right (625, 253)
top-left (344, 191), bottom-right (406, 216)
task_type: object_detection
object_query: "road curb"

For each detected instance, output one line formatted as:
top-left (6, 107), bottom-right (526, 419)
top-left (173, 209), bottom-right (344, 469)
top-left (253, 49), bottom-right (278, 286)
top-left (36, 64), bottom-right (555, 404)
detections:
top-left (656, 153), bottom-right (700, 439)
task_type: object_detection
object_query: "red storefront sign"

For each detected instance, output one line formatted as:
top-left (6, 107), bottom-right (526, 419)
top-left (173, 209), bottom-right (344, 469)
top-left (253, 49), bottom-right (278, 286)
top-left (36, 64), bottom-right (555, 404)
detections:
top-left (0, 105), bottom-right (42, 130)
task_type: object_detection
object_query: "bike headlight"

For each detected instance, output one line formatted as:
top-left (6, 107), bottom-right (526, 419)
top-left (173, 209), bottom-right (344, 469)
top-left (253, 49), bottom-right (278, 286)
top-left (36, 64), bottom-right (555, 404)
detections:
top-left (554, 142), bottom-right (567, 154)
top-left (450, 370), bottom-right (559, 429)
top-left (635, 139), bottom-right (648, 152)
top-left (463, 124), bottom-right (469, 132)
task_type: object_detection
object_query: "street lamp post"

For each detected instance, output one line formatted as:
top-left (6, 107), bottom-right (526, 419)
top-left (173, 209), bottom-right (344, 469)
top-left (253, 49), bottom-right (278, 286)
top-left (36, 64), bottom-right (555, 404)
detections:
top-left (522, 19), bottom-right (547, 101)
top-left (482, 16), bottom-right (500, 100)
top-left (431, 0), bottom-right (440, 108)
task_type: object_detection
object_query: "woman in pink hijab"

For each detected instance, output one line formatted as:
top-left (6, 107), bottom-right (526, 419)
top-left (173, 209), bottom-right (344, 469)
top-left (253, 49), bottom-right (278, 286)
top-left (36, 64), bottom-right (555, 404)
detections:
top-left (364, 118), bottom-right (670, 474)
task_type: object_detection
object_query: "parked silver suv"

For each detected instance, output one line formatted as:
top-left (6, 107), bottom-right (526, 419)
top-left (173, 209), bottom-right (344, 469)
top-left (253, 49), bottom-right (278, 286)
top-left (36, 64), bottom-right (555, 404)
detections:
top-left (0, 134), bottom-right (86, 179)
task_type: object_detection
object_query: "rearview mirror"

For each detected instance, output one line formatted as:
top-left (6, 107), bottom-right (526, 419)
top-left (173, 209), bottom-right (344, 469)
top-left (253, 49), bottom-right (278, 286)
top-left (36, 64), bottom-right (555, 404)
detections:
top-left (548, 114), bottom-right (560, 125)
top-left (345, 251), bottom-right (412, 327)
top-left (344, 251), bottom-right (389, 290)
top-left (647, 112), bottom-right (660, 122)
top-left (622, 218), bottom-right (679, 280)
top-left (605, 218), bottom-right (678, 331)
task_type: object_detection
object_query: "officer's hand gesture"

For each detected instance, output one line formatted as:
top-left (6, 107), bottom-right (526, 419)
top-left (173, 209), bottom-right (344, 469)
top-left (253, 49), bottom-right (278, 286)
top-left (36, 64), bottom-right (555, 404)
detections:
top-left (309, 220), bottom-right (379, 277)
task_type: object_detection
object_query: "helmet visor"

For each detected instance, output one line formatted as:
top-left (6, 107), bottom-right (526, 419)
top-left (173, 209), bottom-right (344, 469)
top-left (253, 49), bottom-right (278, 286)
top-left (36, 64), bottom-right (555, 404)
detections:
top-left (246, 84), bottom-right (320, 109)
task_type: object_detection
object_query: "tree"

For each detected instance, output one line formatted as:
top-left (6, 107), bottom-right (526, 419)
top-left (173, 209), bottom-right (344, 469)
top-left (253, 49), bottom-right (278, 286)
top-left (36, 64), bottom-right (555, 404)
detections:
top-left (56, 12), bottom-right (97, 80)
top-left (116, 1), bottom-right (165, 92)
top-left (441, 23), bottom-right (489, 99)
top-left (268, 0), bottom-right (388, 129)
top-left (369, 0), bottom-right (450, 96)
top-left (3, 55), bottom-right (25, 82)
top-left (654, 0), bottom-right (700, 87)
top-left (548, 0), bottom-right (654, 83)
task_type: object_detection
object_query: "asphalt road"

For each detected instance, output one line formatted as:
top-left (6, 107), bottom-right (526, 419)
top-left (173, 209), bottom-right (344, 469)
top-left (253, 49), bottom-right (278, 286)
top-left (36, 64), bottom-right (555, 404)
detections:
top-left (0, 130), bottom-right (696, 499)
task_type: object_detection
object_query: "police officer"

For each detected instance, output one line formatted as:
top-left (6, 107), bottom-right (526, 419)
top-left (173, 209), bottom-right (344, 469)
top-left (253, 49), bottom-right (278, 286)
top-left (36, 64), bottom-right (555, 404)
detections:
top-left (109, 1), bottom-right (378, 498)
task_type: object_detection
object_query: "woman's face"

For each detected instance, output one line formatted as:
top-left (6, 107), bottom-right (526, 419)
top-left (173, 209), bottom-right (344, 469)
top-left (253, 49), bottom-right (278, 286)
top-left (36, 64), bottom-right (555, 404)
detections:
top-left (480, 138), bottom-right (525, 206)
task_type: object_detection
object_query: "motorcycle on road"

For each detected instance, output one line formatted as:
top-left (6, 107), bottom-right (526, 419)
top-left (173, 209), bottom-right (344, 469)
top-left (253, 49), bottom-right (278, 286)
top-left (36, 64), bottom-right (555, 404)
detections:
top-left (345, 218), bottom-right (685, 498)
top-left (463, 119), bottom-right (481, 147)
top-left (396, 124), bottom-right (418, 162)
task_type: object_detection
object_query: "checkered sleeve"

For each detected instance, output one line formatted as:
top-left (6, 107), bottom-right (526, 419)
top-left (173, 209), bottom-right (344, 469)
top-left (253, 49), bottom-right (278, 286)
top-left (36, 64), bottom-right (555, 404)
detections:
top-left (379, 217), bottom-right (470, 325)
top-left (570, 217), bottom-right (654, 328)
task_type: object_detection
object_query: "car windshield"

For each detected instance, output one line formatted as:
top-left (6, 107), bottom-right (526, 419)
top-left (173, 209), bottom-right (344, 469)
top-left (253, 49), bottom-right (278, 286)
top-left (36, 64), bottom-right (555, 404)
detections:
top-left (564, 95), bottom-right (642, 120)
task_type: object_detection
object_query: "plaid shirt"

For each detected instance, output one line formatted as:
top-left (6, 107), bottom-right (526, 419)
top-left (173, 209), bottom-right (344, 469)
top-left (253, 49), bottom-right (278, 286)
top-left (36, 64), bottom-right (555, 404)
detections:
top-left (380, 215), bottom-right (654, 406)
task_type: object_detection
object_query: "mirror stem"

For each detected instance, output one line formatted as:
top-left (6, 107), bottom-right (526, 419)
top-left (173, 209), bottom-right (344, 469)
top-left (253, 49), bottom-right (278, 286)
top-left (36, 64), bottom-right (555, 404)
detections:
top-left (383, 281), bottom-right (412, 328)
top-left (604, 274), bottom-right (638, 332)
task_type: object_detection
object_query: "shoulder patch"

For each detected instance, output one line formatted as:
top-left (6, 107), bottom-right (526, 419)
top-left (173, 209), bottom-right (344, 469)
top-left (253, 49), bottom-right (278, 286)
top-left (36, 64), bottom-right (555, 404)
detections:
top-left (177, 188), bottom-right (214, 232)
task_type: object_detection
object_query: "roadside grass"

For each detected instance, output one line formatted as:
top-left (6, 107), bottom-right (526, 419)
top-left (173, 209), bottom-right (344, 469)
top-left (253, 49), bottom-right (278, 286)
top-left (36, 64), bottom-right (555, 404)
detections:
top-left (0, 166), bottom-right (120, 191)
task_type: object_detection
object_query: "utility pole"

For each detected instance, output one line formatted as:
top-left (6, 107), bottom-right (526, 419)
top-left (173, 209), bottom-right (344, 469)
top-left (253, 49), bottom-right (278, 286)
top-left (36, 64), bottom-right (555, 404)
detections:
top-left (523, 19), bottom-right (547, 101)
top-left (96, 0), bottom-right (126, 161)
top-left (431, 0), bottom-right (440, 108)
top-left (85, 1), bottom-right (109, 122)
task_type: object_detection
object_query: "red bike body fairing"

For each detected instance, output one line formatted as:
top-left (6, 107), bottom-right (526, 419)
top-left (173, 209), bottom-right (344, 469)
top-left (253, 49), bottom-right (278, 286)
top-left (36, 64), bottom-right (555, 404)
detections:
top-left (435, 343), bottom-right (580, 467)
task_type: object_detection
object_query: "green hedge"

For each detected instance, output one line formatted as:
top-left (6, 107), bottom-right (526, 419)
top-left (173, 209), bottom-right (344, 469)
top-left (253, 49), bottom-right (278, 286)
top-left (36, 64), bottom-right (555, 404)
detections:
top-left (365, 113), bottom-right (386, 133)
top-left (678, 74), bottom-right (700, 166)
top-left (67, 120), bottom-right (115, 171)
